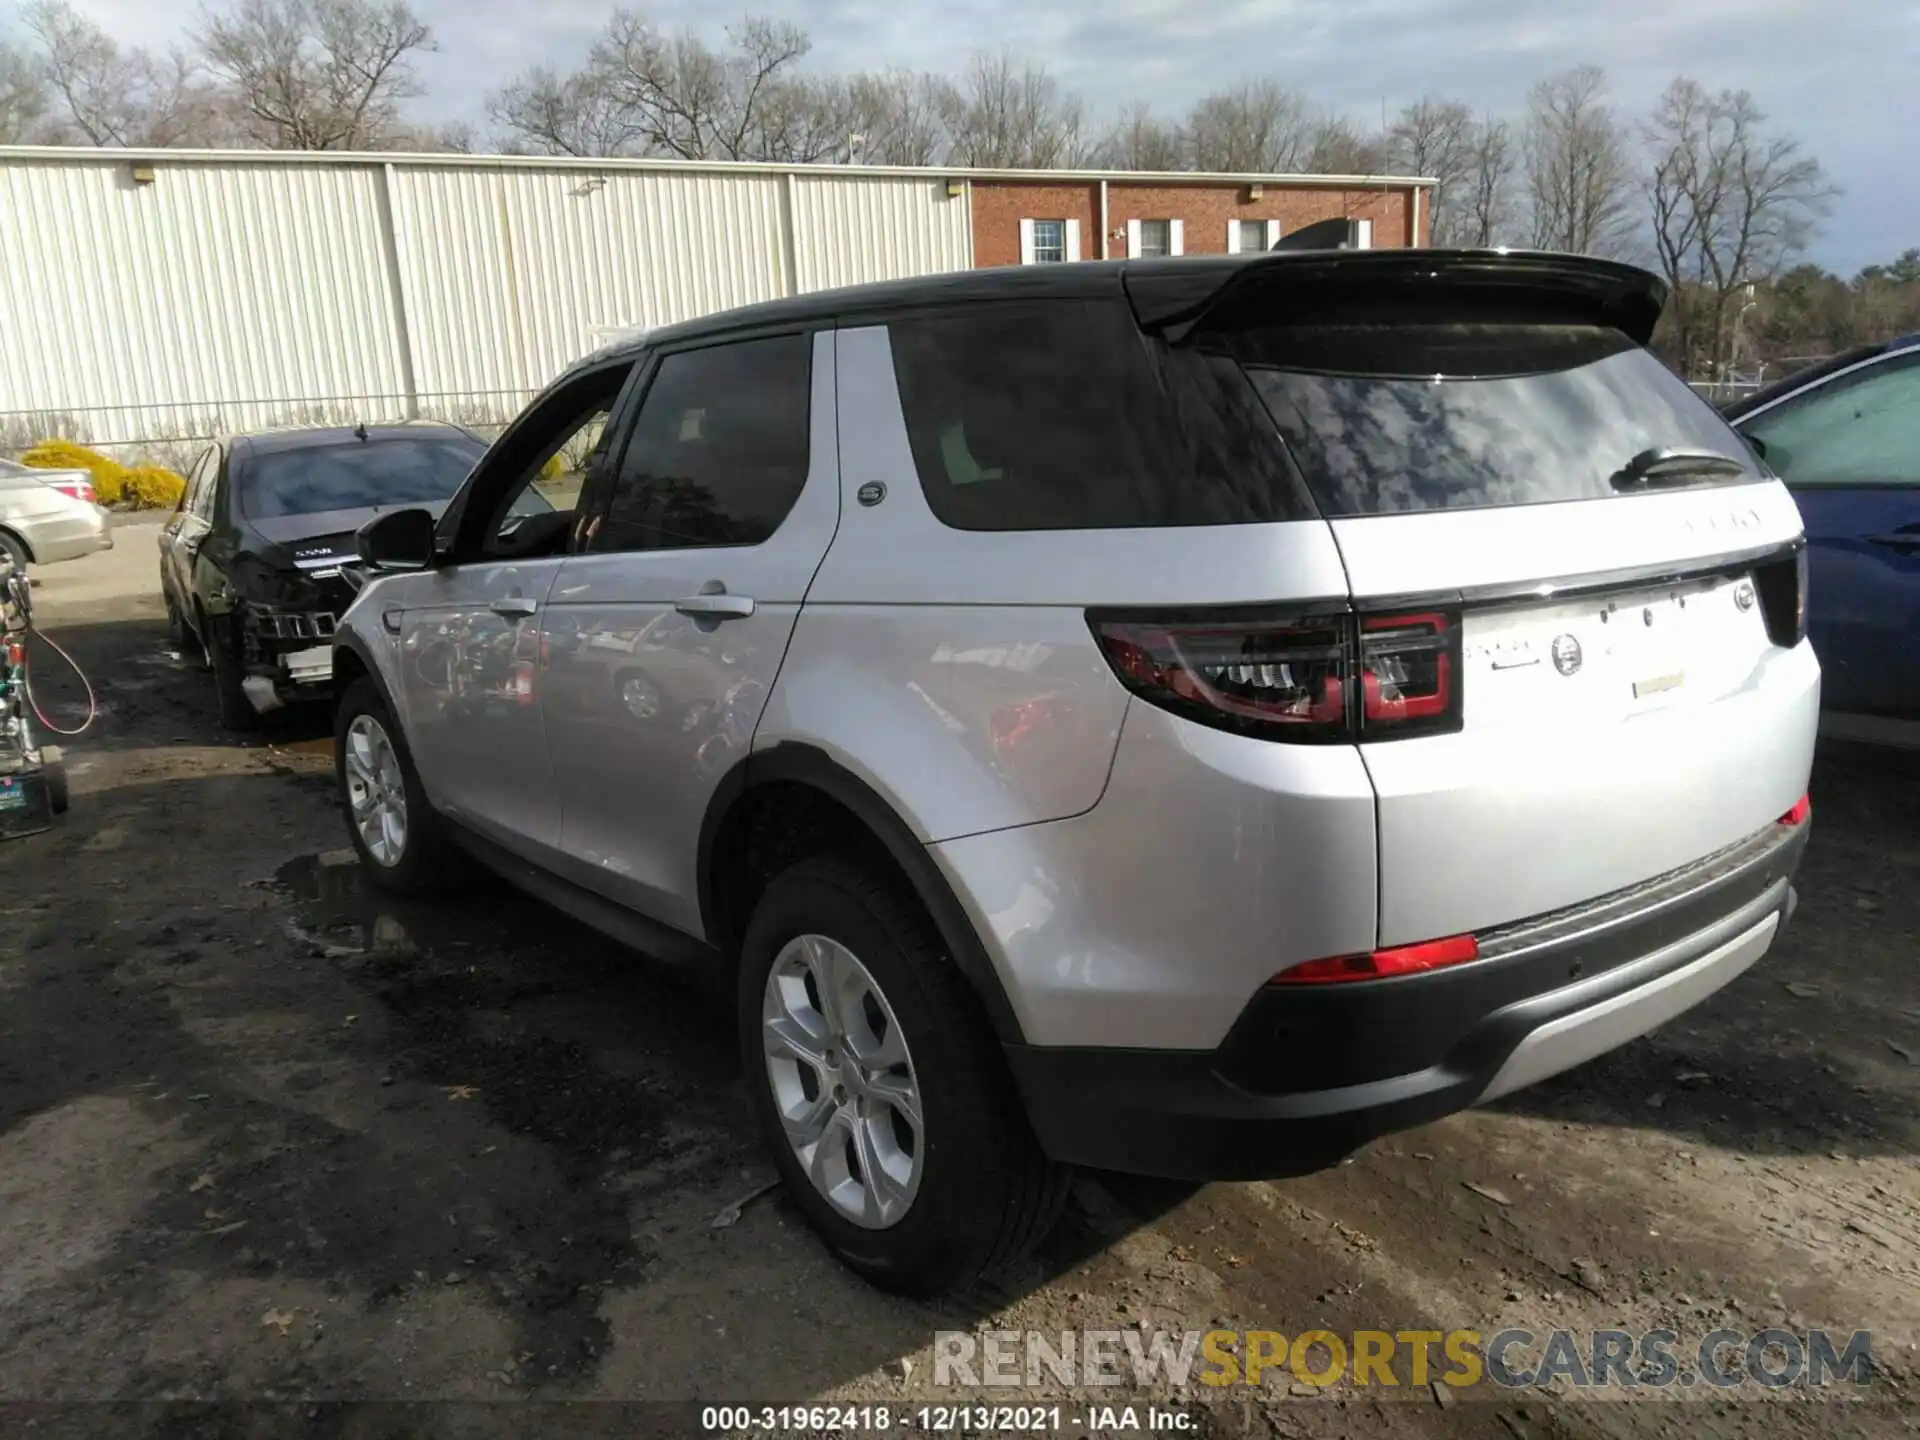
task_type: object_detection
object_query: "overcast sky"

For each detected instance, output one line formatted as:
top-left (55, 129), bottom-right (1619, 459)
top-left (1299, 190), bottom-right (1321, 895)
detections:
top-left (28, 0), bottom-right (1920, 275)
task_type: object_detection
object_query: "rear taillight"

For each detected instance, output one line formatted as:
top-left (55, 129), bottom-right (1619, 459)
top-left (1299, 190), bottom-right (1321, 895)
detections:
top-left (50, 480), bottom-right (97, 505)
top-left (1779, 793), bottom-right (1811, 826)
top-left (1754, 546), bottom-right (1807, 648)
top-left (1358, 610), bottom-right (1460, 737)
top-left (1272, 933), bottom-right (1480, 985)
top-left (1090, 612), bottom-right (1350, 742)
top-left (1089, 606), bottom-right (1463, 744)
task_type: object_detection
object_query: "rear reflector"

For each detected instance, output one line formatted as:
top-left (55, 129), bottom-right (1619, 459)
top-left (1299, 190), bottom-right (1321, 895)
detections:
top-left (1272, 933), bottom-right (1480, 985)
top-left (1778, 794), bottom-right (1811, 826)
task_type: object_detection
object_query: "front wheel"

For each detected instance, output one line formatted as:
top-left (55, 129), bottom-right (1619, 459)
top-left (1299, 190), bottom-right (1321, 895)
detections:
top-left (335, 677), bottom-right (460, 894)
top-left (738, 855), bottom-right (1069, 1296)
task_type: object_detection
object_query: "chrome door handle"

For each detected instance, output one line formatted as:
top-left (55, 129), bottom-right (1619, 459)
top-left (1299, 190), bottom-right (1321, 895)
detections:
top-left (490, 596), bottom-right (538, 619)
top-left (674, 594), bottom-right (756, 619)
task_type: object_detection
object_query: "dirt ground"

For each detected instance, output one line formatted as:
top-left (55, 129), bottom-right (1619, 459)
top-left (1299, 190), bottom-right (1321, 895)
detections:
top-left (2, 545), bottom-right (1916, 1439)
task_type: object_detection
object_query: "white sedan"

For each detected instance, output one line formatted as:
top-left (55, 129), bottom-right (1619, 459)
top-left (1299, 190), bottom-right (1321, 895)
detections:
top-left (0, 457), bottom-right (114, 569)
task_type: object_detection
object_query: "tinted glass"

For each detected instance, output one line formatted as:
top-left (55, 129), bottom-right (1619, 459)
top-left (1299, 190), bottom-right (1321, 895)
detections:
top-left (888, 301), bottom-right (1316, 531)
top-left (1742, 356), bottom-right (1920, 487)
top-left (238, 437), bottom-right (483, 519)
top-left (1227, 323), bottom-right (1763, 516)
top-left (595, 334), bottom-right (812, 552)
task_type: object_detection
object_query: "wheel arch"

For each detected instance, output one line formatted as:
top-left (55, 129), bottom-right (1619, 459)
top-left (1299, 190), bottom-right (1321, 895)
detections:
top-left (0, 526), bottom-right (35, 564)
top-left (699, 742), bottom-right (1026, 1045)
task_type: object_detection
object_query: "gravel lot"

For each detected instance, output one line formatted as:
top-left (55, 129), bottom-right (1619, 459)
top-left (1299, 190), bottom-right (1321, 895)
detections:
top-left (2, 534), bottom-right (1916, 1438)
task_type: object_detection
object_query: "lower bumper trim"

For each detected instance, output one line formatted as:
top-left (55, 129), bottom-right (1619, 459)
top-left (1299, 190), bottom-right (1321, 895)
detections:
top-left (1475, 909), bottom-right (1779, 1103)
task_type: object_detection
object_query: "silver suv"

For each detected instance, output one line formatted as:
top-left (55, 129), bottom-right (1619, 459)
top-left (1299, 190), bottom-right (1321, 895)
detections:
top-left (333, 249), bottom-right (1818, 1295)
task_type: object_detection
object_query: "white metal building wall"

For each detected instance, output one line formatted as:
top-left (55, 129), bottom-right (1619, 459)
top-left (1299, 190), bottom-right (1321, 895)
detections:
top-left (0, 152), bottom-right (974, 451)
top-left (0, 159), bottom-right (409, 446)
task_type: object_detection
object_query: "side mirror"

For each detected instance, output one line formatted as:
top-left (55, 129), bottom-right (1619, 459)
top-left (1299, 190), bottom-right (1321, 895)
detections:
top-left (357, 507), bottom-right (437, 571)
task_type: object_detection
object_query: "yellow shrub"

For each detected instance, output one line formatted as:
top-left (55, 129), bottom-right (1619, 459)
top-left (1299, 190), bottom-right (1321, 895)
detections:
top-left (20, 440), bottom-right (184, 509)
top-left (120, 466), bottom-right (187, 509)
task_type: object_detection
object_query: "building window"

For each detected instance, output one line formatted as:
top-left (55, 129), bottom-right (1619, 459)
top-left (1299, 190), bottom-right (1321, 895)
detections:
top-left (1237, 220), bottom-right (1268, 253)
top-left (1135, 219), bottom-right (1173, 258)
top-left (1031, 219), bottom-right (1066, 263)
top-left (1019, 218), bottom-right (1080, 264)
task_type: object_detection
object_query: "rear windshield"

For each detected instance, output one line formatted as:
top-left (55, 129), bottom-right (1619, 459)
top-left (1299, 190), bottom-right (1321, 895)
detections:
top-left (1222, 322), bottom-right (1763, 517)
top-left (237, 437), bottom-right (484, 519)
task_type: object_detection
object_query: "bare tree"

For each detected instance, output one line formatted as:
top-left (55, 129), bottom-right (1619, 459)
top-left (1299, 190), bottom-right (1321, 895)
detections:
top-left (1458, 113), bottom-right (1517, 247)
top-left (492, 13), bottom-right (847, 163)
top-left (1390, 96), bottom-right (1473, 242)
top-left (1644, 76), bottom-right (1834, 379)
top-left (24, 0), bottom-right (223, 146)
top-left (1099, 100), bottom-right (1184, 171)
top-left (199, 0), bottom-right (433, 150)
top-left (488, 65), bottom-right (646, 157)
top-left (0, 40), bottom-right (56, 142)
top-left (1521, 65), bottom-right (1632, 255)
top-left (1305, 115), bottom-right (1389, 175)
top-left (937, 51), bottom-right (1085, 168)
top-left (840, 70), bottom-right (946, 165)
top-left (1185, 81), bottom-right (1313, 172)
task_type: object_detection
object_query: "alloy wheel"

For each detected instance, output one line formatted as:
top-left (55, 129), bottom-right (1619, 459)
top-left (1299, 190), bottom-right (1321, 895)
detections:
top-left (343, 713), bottom-right (409, 867)
top-left (762, 934), bottom-right (924, 1229)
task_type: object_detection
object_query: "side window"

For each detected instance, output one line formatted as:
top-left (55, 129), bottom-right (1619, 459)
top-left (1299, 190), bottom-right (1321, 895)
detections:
top-left (593, 333), bottom-right (812, 553)
top-left (453, 362), bottom-right (634, 560)
top-left (1743, 356), bottom-right (1920, 487)
top-left (887, 300), bottom-right (1312, 531)
top-left (188, 449), bottom-right (221, 520)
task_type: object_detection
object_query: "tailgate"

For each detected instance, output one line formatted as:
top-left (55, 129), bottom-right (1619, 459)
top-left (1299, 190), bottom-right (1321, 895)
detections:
top-left (1341, 490), bottom-right (1818, 942)
top-left (1197, 279), bottom-right (1820, 943)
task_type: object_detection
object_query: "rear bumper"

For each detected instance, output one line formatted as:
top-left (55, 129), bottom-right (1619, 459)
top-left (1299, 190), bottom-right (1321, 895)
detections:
top-left (1005, 818), bottom-right (1808, 1181)
top-left (18, 507), bottom-right (112, 564)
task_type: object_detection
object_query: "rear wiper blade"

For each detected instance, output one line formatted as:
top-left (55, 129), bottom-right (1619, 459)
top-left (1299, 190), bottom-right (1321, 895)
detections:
top-left (1611, 447), bottom-right (1749, 490)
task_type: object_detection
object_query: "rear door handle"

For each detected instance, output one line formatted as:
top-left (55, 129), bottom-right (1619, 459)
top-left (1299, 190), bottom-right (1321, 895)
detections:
top-left (1866, 533), bottom-right (1920, 553)
top-left (490, 596), bottom-right (538, 619)
top-left (674, 593), bottom-right (756, 620)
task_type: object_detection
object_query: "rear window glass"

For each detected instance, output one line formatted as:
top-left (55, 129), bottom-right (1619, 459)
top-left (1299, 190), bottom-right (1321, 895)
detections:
top-left (887, 301), bottom-right (1315, 531)
top-left (238, 437), bottom-right (483, 519)
top-left (1223, 323), bottom-right (1763, 517)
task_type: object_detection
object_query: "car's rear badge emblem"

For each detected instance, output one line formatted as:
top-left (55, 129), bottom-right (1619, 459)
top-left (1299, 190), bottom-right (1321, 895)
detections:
top-left (1734, 581), bottom-right (1757, 611)
top-left (1551, 634), bottom-right (1583, 676)
top-left (857, 481), bottom-right (887, 507)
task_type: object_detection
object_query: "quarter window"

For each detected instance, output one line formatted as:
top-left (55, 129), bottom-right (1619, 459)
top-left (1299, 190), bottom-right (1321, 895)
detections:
top-left (594, 334), bottom-right (813, 552)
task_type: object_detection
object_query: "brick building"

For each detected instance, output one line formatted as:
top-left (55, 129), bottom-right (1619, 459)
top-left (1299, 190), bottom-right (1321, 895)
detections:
top-left (965, 169), bottom-right (1432, 268)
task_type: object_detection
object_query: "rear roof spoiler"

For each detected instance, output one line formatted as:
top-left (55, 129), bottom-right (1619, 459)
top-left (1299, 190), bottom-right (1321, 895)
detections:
top-left (1124, 249), bottom-right (1670, 347)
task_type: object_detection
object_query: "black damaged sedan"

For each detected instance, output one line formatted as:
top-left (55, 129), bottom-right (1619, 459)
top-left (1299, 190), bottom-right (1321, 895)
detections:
top-left (159, 423), bottom-right (506, 729)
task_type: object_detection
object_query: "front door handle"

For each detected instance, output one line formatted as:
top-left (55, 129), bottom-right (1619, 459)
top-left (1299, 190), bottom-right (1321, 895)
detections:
top-left (1866, 533), bottom-right (1920, 553)
top-left (674, 582), bottom-right (755, 620)
top-left (490, 596), bottom-right (538, 620)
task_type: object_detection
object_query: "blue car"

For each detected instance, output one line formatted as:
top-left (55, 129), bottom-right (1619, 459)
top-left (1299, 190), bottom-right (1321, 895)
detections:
top-left (1726, 336), bottom-right (1920, 748)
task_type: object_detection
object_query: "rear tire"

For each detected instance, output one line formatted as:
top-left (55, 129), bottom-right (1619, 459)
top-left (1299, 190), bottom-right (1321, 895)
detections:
top-left (0, 530), bottom-right (29, 573)
top-left (738, 854), bottom-right (1069, 1296)
top-left (335, 677), bottom-right (461, 895)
